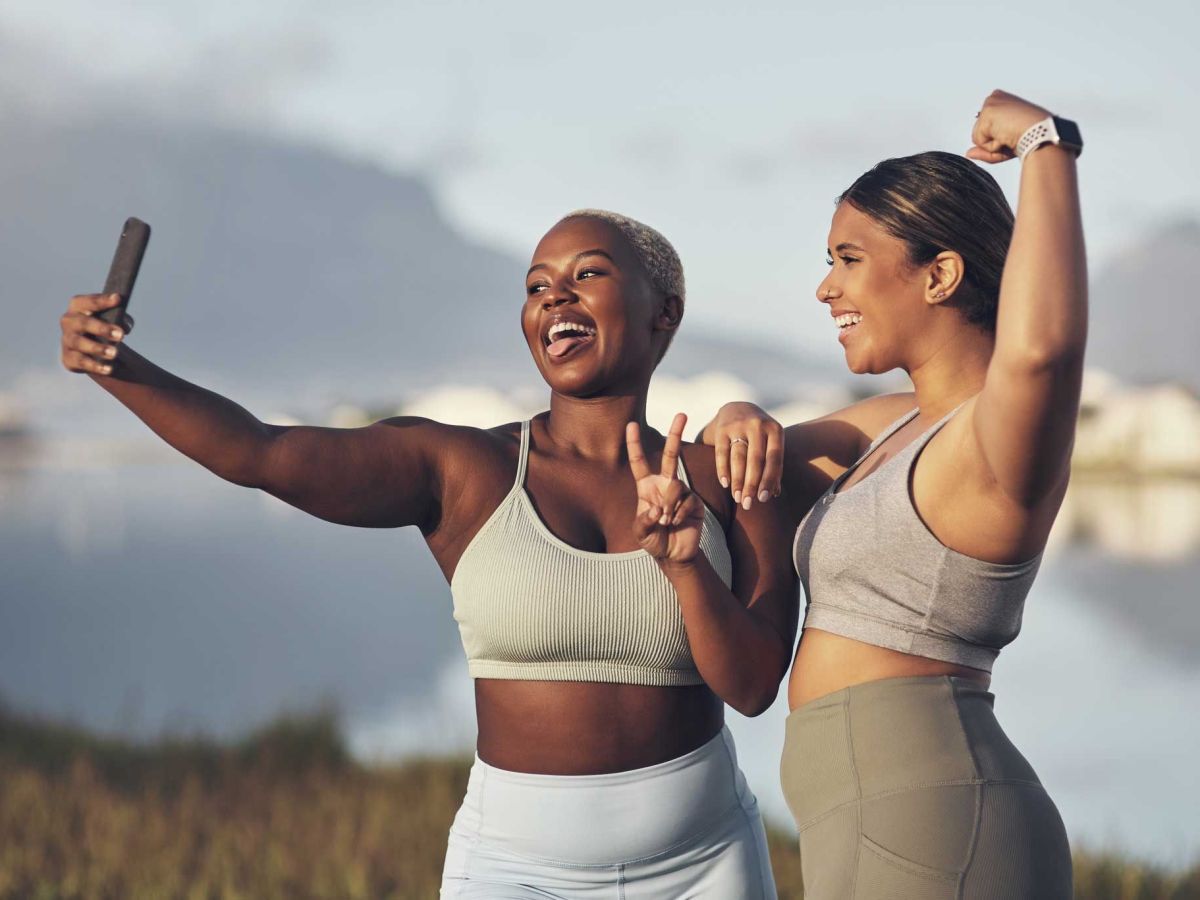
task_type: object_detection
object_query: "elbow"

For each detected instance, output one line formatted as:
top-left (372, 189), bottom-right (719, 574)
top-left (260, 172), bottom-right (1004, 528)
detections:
top-left (1000, 338), bottom-right (1086, 377)
top-left (730, 687), bottom-right (778, 718)
top-left (728, 673), bottom-right (783, 718)
top-left (200, 456), bottom-right (264, 490)
top-left (230, 425), bottom-right (286, 490)
top-left (732, 693), bottom-right (776, 718)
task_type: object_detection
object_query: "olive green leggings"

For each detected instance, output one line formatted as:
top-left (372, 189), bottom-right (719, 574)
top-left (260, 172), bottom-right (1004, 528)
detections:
top-left (781, 676), bottom-right (1072, 899)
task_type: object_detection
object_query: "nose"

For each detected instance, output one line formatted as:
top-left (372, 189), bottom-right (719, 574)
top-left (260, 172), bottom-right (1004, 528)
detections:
top-left (541, 280), bottom-right (578, 310)
top-left (816, 273), bottom-right (840, 305)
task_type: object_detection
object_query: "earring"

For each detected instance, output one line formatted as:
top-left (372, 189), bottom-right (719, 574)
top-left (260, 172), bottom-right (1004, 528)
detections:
top-left (935, 290), bottom-right (946, 298)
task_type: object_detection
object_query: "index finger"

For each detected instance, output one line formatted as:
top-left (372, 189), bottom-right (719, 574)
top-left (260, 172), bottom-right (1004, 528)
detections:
top-left (660, 412), bottom-right (687, 480)
top-left (625, 422), bottom-right (653, 481)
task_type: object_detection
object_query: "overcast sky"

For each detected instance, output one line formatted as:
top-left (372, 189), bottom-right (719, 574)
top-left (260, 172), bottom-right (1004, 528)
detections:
top-left (4, 0), bottom-right (1198, 353)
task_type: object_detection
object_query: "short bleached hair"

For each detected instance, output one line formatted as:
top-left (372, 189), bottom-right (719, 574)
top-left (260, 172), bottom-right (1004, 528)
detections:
top-left (560, 209), bottom-right (685, 307)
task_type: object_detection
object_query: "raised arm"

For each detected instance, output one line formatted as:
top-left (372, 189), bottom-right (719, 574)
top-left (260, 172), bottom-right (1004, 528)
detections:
top-left (628, 415), bottom-right (798, 716)
top-left (967, 91), bottom-right (1087, 506)
top-left (61, 292), bottom-right (444, 530)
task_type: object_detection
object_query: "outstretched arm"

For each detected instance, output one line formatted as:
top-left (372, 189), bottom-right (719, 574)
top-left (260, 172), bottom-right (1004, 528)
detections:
top-left (967, 91), bottom-right (1087, 506)
top-left (628, 415), bottom-right (798, 717)
top-left (62, 292), bottom-right (443, 530)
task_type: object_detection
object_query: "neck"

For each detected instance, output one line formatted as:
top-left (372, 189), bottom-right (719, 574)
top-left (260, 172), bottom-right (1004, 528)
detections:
top-left (543, 389), bottom-right (654, 463)
top-left (905, 324), bottom-right (994, 419)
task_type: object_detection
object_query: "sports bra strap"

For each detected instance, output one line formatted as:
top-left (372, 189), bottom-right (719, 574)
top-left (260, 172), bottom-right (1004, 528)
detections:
top-left (675, 454), bottom-right (692, 488)
top-left (515, 420), bottom-right (531, 488)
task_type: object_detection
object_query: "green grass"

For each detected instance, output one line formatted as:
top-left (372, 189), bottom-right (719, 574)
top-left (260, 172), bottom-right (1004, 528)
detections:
top-left (0, 703), bottom-right (1195, 899)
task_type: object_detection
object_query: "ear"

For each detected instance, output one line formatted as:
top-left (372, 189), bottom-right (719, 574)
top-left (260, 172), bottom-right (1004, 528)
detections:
top-left (654, 294), bottom-right (684, 332)
top-left (925, 251), bottom-right (965, 307)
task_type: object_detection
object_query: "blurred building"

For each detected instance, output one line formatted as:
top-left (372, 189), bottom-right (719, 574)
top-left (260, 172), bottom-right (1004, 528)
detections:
top-left (1074, 371), bottom-right (1200, 476)
top-left (0, 393), bottom-right (30, 439)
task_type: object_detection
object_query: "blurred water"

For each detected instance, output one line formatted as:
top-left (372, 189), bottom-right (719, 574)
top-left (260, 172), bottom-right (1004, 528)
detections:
top-left (1, 459), bottom-right (1197, 865)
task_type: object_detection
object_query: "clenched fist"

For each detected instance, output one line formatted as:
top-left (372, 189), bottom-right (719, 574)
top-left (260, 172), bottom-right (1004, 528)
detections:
top-left (968, 89), bottom-right (1053, 164)
top-left (60, 293), bottom-right (131, 376)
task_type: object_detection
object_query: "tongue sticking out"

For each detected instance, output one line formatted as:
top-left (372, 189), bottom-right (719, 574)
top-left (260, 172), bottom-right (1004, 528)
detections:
top-left (547, 335), bottom-right (591, 358)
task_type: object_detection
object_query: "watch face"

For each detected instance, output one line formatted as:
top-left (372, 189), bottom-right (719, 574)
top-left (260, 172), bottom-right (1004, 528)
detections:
top-left (1053, 116), bottom-right (1083, 150)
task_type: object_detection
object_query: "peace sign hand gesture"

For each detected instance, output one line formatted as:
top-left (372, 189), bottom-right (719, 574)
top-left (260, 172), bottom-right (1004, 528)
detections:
top-left (626, 413), bottom-right (706, 566)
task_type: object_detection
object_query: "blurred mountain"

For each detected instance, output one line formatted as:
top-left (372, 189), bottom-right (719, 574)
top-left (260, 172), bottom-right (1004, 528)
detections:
top-left (1, 108), bottom-right (833, 427)
top-left (1087, 218), bottom-right (1200, 388)
top-left (0, 108), bottom-right (526, 399)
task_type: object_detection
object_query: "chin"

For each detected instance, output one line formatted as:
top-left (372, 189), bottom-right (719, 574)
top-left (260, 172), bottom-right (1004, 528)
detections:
top-left (843, 340), bottom-right (894, 376)
top-left (843, 349), bottom-right (872, 375)
top-left (542, 364), bottom-right (607, 397)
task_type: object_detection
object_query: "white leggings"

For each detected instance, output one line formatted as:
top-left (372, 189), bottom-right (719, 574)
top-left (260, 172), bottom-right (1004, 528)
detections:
top-left (440, 726), bottom-right (777, 899)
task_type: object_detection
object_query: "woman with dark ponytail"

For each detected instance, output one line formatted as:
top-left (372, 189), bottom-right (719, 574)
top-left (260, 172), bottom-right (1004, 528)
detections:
top-left (694, 90), bottom-right (1082, 896)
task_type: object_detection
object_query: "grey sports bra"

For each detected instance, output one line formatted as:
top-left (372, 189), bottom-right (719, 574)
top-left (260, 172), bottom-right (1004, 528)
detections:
top-left (450, 420), bottom-right (734, 685)
top-left (792, 405), bottom-right (1041, 672)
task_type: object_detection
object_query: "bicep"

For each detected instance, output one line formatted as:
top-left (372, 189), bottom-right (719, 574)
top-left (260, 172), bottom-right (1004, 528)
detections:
top-left (259, 416), bottom-right (445, 529)
top-left (972, 354), bottom-right (1083, 506)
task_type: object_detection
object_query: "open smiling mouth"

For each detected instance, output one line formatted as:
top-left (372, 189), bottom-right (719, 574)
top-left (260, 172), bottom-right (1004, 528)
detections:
top-left (545, 321), bottom-right (598, 360)
top-left (835, 313), bottom-right (862, 342)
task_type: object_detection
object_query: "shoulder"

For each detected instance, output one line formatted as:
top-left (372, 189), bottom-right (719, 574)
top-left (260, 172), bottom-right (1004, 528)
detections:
top-left (774, 392), bottom-right (916, 517)
top-left (783, 391), bottom-right (917, 463)
top-left (366, 416), bottom-right (525, 487)
top-left (787, 391), bottom-right (917, 442)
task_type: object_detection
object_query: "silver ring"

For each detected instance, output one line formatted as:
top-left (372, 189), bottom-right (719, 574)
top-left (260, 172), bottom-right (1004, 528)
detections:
top-left (729, 437), bottom-right (748, 447)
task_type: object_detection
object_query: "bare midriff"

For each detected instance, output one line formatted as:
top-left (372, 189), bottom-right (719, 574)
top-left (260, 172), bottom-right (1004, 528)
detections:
top-left (788, 628), bottom-right (990, 710)
top-left (475, 680), bottom-right (724, 775)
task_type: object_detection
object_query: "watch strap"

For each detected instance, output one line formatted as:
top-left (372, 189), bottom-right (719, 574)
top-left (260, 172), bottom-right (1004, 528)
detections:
top-left (1016, 115), bottom-right (1083, 161)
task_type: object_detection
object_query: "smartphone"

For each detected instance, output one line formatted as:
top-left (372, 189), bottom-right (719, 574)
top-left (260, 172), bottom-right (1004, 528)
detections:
top-left (98, 217), bottom-right (151, 327)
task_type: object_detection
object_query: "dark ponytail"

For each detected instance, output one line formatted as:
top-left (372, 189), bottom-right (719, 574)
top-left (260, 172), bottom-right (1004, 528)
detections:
top-left (838, 151), bottom-right (1013, 331)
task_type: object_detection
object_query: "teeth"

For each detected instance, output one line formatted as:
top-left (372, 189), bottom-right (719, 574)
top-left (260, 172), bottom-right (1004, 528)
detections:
top-left (835, 314), bottom-right (863, 329)
top-left (547, 321), bottom-right (597, 342)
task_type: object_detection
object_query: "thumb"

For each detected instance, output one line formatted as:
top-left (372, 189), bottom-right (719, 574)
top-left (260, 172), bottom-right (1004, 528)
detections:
top-left (633, 505), bottom-right (660, 541)
top-left (966, 146), bottom-right (1014, 164)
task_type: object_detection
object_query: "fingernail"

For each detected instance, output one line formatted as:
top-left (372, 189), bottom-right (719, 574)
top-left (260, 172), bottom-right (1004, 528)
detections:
top-left (720, 477), bottom-right (729, 488)
top-left (742, 496), bottom-right (752, 510)
top-left (659, 515), bottom-right (670, 525)
top-left (101, 365), bottom-right (112, 374)
top-left (733, 491), bottom-right (741, 504)
top-left (111, 329), bottom-right (123, 340)
top-left (758, 490), bottom-right (770, 503)
top-left (104, 346), bottom-right (117, 358)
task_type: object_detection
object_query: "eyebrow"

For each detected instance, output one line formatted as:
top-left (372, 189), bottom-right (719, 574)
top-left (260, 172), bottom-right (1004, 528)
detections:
top-left (831, 242), bottom-right (867, 254)
top-left (527, 249), bottom-right (617, 277)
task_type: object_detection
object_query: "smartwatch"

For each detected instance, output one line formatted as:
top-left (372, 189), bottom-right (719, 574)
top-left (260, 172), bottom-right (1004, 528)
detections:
top-left (1016, 116), bottom-right (1083, 161)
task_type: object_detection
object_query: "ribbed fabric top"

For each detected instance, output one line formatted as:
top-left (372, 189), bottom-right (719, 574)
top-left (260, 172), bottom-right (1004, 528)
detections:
top-left (450, 421), bottom-right (733, 685)
top-left (793, 405), bottom-right (1042, 672)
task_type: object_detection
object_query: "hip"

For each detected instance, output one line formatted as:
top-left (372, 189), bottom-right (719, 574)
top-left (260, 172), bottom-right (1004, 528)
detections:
top-left (779, 675), bottom-right (1070, 898)
top-left (453, 725), bottom-right (760, 866)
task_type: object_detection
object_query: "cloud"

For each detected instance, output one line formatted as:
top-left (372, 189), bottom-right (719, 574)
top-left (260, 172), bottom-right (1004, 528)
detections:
top-left (0, 17), bottom-right (332, 131)
top-left (720, 110), bottom-right (942, 186)
top-left (1052, 93), bottom-right (1164, 128)
top-left (618, 129), bottom-right (690, 175)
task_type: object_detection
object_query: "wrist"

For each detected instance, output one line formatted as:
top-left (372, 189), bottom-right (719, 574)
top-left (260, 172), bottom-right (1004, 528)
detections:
top-left (1005, 106), bottom-right (1051, 148)
top-left (1016, 114), bottom-right (1083, 161)
top-left (657, 557), bottom-right (699, 579)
